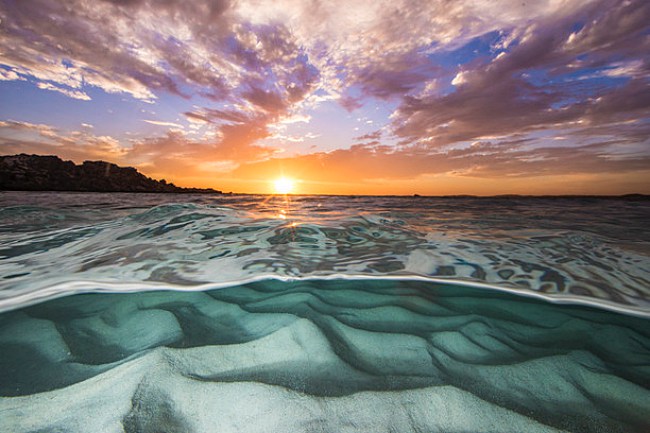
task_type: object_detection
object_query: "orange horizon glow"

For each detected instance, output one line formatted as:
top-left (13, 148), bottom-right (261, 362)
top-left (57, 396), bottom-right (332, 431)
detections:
top-left (2, 1), bottom-right (647, 197)
top-left (152, 166), bottom-right (650, 196)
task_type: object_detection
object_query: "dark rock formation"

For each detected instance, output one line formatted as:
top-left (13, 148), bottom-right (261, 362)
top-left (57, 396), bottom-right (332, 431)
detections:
top-left (0, 154), bottom-right (221, 193)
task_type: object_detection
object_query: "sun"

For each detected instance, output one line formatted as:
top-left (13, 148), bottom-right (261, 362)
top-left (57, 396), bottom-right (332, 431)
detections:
top-left (273, 177), bottom-right (295, 195)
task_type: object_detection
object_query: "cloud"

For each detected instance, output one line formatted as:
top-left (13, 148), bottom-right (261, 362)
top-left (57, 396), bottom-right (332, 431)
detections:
top-left (184, 112), bottom-right (210, 124)
top-left (0, 0), bottom-right (316, 107)
top-left (1, 0), bottom-right (648, 192)
top-left (233, 131), bottom-right (650, 186)
top-left (355, 131), bottom-right (382, 142)
top-left (0, 119), bottom-right (270, 181)
top-left (0, 0), bottom-right (324, 178)
top-left (142, 120), bottom-right (184, 129)
top-left (0, 67), bottom-right (24, 81)
top-left (36, 82), bottom-right (91, 100)
top-left (0, 120), bottom-right (126, 161)
top-left (389, 0), bottom-right (650, 149)
top-left (0, 120), bottom-right (59, 138)
top-left (0, 0), bottom-right (592, 108)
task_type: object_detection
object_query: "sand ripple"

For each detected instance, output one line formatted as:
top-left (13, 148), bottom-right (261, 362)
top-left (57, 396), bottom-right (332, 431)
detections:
top-left (1, 279), bottom-right (648, 432)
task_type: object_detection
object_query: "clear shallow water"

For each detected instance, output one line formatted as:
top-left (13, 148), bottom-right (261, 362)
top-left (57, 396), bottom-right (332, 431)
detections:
top-left (1, 280), bottom-right (649, 432)
top-left (0, 192), bottom-right (649, 432)
top-left (0, 192), bottom-right (649, 313)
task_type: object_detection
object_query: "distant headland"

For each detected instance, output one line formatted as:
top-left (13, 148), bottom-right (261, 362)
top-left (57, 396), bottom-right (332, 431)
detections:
top-left (0, 154), bottom-right (221, 194)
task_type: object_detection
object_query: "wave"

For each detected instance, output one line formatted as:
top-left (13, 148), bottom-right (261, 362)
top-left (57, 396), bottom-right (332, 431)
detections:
top-left (1, 275), bottom-right (649, 318)
top-left (1, 195), bottom-right (649, 315)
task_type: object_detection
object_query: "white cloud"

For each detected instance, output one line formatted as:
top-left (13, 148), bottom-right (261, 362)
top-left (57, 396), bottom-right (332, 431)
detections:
top-left (36, 82), bottom-right (91, 100)
top-left (142, 119), bottom-right (184, 129)
top-left (0, 68), bottom-right (23, 81)
top-left (451, 71), bottom-right (467, 86)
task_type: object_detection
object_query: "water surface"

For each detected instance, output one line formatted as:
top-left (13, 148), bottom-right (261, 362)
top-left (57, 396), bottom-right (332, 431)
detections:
top-left (0, 192), bottom-right (648, 432)
top-left (1, 192), bottom-right (648, 313)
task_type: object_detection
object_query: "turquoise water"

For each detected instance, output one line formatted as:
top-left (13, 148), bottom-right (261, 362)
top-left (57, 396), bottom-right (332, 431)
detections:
top-left (0, 192), bottom-right (649, 432)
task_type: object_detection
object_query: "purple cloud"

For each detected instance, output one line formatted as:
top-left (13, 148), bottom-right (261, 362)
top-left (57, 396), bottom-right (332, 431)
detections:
top-left (0, 0), bottom-right (648, 189)
top-left (390, 0), bottom-right (650, 151)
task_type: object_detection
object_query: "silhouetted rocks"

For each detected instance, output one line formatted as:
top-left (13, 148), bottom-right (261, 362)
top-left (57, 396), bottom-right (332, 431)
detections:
top-left (0, 154), bottom-right (221, 193)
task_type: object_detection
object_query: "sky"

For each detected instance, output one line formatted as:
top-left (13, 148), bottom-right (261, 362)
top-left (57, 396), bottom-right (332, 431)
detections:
top-left (0, 0), bottom-right (649, 195)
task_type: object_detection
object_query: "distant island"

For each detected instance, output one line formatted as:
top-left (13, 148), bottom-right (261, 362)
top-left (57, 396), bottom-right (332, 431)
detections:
top-left (0, 154), bottom-right (221, 194)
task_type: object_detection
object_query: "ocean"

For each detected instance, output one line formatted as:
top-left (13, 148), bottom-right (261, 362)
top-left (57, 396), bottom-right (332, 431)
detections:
top-left (0, 191), bottom-right (648, 432)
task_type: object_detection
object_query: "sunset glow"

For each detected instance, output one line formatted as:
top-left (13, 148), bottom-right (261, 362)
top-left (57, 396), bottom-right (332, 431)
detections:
top-left (0, 1), bottom-right (648, 195)
top-left (273, 177), bottom-right (295, 195)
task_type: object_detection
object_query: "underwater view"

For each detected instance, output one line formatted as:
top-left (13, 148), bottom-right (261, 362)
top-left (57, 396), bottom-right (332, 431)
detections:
top-left (1, 192), bottom-right (649, 432)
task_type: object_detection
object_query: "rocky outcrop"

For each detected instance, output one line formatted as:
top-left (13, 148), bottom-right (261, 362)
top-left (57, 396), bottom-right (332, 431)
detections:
top-left (0, 154), bottom-right (221, 193)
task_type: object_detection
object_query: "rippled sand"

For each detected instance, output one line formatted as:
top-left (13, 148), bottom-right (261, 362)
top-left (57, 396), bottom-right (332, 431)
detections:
top-left (1, 280), bottom-right (648, 433)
